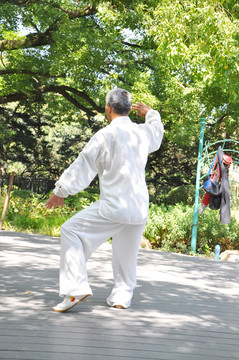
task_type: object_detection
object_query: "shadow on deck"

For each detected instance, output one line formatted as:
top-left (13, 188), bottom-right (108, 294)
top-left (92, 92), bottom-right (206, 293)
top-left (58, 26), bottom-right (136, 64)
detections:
top-left (0, 231), bottom-right (239, 360)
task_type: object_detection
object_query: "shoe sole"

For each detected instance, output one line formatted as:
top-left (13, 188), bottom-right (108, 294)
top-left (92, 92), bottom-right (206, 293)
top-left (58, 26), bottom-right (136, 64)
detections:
top-left (53, 294), bottom-right (90, 313)
top-left (113, 305), bottom-right (125, 309)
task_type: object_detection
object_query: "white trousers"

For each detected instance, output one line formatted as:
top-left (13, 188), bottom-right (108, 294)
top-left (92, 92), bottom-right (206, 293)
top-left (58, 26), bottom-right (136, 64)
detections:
top-left (59, 201), bottom-right (145, 308)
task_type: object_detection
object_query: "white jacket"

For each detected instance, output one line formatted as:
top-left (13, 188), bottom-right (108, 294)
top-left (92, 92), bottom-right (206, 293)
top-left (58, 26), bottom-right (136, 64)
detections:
top-left (53, 109), bottom-right (164, 224)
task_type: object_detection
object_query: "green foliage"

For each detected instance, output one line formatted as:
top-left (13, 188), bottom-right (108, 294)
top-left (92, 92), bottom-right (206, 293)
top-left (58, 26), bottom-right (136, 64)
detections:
top-left (144, 203), bottom-right (194, 254)
top-left (0, 0), bottom-right (239, 198)
top-left (0, 108), bottom-right (55, 176)
top-left (197, 208), bottom-right (239, 254)
top-left (164, 185), bottom-right (197, 206)
top-left (148, 0), bottom-right (239, 138)
top-left (1, 188), bottom-right (99, 236)
top-left (144, 202), bottom-right (239, 255)
top-left (1, 188), bottom-right (238, 256)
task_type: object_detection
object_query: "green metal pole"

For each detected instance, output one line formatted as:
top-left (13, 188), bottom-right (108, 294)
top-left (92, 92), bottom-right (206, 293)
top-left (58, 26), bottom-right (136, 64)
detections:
top-left (191, 118), bottom-right (206, 253)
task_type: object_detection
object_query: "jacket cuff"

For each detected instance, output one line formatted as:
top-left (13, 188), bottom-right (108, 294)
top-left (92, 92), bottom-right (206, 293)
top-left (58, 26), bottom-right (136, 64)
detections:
top-left (53, 182), bottom-right (69, 198)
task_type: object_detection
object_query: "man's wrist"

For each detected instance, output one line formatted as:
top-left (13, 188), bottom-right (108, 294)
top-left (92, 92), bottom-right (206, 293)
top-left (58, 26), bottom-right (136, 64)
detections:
top-left (53, 183), bottom-right (68, 198)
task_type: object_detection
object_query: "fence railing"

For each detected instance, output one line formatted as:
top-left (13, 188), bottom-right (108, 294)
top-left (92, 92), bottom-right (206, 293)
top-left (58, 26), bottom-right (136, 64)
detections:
top-left (0, 175), bottom-right (56, 195)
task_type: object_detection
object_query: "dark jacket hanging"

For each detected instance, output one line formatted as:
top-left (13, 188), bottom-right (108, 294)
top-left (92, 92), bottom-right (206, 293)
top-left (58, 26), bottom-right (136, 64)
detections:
top-left (217, 146), bottom-right (231, 224)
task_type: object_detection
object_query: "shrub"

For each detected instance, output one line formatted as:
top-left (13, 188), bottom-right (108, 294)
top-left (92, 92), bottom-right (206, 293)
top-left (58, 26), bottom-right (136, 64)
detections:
top-left (164, 185), bottom-right (204, 206)
top-left (197, 208), bottom-right (239, 254)
top-left (144, 202), bottom-right (239, 255)
top-left (1, 189), bottom-right (99, 236)
top-left (144, 203), bottom-right (194, 254)
top-left (1, 188), bottom-right (238, 256)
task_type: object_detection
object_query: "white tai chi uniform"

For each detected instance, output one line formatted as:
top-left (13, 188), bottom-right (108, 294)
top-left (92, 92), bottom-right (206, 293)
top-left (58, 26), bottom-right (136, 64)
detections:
top-left (53, 109), bottom-right (164, 308)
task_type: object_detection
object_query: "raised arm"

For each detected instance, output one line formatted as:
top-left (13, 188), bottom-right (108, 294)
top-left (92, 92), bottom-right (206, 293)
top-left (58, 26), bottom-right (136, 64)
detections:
top-left (131, 102), bottom-right (151, 117)
top-left (132, 102), bottom-right (164, 153)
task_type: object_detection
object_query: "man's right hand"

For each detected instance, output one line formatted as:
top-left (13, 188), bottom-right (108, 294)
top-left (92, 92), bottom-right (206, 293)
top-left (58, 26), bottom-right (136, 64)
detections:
top-left (45, 193), bottom-right (64, 209)
top-left (132, 102), bottom-right (151, 117)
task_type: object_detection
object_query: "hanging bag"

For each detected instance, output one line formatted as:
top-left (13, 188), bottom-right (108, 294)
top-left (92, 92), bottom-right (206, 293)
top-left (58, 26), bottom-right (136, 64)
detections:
top-left (203, 153), bottom-right (222, 196)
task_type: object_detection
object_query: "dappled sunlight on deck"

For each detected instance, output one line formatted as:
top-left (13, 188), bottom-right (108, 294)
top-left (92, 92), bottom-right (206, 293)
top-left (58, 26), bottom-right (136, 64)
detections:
top-left (0, 231), bottom-right (239, 360)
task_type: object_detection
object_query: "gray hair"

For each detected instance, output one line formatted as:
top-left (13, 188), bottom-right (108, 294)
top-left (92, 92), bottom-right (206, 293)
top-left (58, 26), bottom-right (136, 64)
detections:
top-left (106, 88), bottom-right (131, 115)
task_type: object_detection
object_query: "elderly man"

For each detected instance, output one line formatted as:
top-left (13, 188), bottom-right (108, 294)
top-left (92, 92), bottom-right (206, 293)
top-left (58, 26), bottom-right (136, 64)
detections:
top-left (46, 88), bottom-right (164, 312)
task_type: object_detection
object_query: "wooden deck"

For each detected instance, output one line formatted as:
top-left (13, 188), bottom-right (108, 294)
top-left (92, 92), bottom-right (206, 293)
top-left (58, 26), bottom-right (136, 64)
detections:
top-left (0, 230), bottom-right (239, 360)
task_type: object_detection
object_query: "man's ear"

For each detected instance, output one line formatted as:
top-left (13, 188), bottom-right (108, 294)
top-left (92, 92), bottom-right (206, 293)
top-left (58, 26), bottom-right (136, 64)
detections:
top-left (105, 103), bottom-right (112, 122)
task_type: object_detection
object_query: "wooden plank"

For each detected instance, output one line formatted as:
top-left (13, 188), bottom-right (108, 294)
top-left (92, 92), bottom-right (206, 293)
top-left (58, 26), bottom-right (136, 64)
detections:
top-left (0, 231), bottom-right (239, 360)
top-left (0, 341), bottom-right (239, 360)
top-left (1, 350), bottom-right (239, 360)
top-left (1, 322), bottom-right (239, 343)
top-left (0, 333), bottom-right (239, 354)
top-left (0, 328), bottom-right (239, 346)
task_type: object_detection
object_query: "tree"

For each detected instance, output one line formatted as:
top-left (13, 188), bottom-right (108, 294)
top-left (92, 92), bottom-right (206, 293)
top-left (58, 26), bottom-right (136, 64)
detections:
top-left (0, 105), bottom-right (54, 175)
top-left (146, 0), bottom-right (239, 144)
top-left (0, 0), bottom-right (238, 195)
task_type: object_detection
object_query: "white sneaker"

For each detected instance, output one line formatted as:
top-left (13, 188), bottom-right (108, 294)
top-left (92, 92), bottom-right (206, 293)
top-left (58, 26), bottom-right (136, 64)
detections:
top-left (53, 295), bottom-right (90, 313)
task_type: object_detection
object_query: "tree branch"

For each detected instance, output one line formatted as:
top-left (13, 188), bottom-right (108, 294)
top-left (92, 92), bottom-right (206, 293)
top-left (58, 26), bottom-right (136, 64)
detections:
top-left (121, 41), bottom-right (143, 49)
top-left (207, 113), bottom-right (228, 127)
top-left (0, 2), bottom-right (96, 52)
top-left (55, 89), bottom-right (96, 117)
top-left (0, 92), bottom-right (28, 104)
top-left (103, 58), bottom-right (154, 72)
top-left (1, 0), bottom-right (40, 4)
top-left (0, 28), bottom-right (53, 51)
top-left (54, 4), bottom-right (97, 19)
top-left (2, 0), bottom-right (96, 18)
top-left (0, 85), bottom-right (105, 116)
top-left (56, 86), bottom-right (104, 113)
top-left (3, 0), bottom-right (97, 18)
top-left (217, 113), bottom-right (228, 122)
top-left (0, 69), bottom-right (66, 78)
top-left (99, 68), bottom-right (133, 86)
top-left (0, 105), bottom-right (53, 125)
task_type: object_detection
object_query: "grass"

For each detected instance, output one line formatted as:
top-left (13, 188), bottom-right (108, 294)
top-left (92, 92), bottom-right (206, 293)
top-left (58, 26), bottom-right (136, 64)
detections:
top-left (1, 189), bottom-right (99, 237)
top-left (1, 188), bottom-right (239, 256)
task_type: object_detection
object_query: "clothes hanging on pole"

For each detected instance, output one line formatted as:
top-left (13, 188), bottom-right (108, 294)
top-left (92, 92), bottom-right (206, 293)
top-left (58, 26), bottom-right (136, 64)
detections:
top-left (217, 146), bottom-right (231, 224)
top-left (199, 146), bottom-right (232, 224)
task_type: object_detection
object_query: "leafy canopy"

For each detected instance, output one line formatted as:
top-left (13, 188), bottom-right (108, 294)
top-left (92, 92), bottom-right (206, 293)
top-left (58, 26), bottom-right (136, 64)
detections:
top-left (0, 0), bottom-right (238, 188)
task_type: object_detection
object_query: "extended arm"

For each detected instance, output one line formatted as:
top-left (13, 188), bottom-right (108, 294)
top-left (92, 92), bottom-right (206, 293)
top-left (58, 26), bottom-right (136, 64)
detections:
top-left (45, 131), bottom-right (104, 209)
